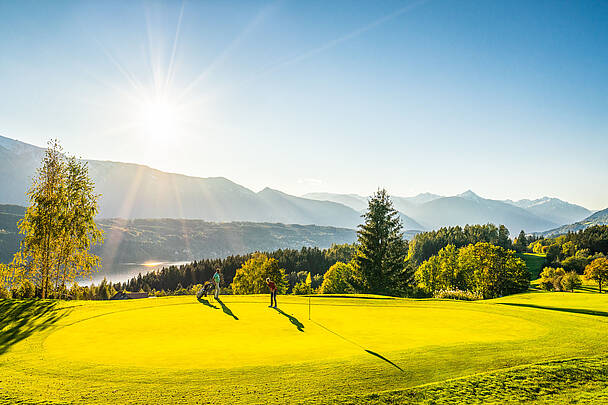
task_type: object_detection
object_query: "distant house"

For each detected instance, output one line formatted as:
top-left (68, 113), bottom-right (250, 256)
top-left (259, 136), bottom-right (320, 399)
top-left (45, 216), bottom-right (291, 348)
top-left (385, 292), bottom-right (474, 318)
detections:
top-left (111, 291), bottom-right (148, 300)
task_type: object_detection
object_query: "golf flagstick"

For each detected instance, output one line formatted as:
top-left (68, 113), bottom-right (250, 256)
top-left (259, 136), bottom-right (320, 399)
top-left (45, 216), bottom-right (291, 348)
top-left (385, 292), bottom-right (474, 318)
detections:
top-left (308, 296), bottom-right (311, 320)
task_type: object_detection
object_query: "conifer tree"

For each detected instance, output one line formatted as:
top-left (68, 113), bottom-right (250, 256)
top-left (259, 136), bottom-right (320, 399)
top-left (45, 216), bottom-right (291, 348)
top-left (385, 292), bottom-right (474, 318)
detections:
top-left (352, 189), bottom-right (409, 294)
top-left (514, 230), bottom-right (528, 253)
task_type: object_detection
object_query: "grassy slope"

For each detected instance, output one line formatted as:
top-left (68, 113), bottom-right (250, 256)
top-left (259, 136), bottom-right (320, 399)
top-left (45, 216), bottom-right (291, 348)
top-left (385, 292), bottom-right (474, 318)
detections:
top-left (1, 291), bottom-right (608, 404)
top-left (518, 252), bottom-right (547, 279)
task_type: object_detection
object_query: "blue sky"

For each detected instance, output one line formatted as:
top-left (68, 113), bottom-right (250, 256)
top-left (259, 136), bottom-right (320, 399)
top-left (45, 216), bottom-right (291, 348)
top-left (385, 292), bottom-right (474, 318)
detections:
top-left (0, 0), bottom-right (606, 209)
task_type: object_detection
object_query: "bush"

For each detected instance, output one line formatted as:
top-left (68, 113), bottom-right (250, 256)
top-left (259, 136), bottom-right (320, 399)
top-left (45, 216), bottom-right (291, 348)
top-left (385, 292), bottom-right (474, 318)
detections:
top-left (189, 284), bottom-right (203, 295)
top-left (12, 279), bottom-right (36, 299)
top-left (560, 271), bottom-right (582, 292)
top-left (433, 289), bottom-right (483, 301)
top-left (406, 286), bottom-right (433, 298)
top-left (0, 285), bottom-right (11, 299)
top-left (540, 267), bottom-right (566, 291)
top-left (69, 282), bottom-right (83, 300)
top-left (174, 287), bottom-right (190, 295)
top-left (292, 281), bottom-right (313, 295)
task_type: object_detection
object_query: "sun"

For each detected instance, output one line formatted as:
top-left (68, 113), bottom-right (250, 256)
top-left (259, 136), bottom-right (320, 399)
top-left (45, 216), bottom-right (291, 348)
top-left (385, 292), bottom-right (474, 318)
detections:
top-left (137, 96), bottom-right (180, 138)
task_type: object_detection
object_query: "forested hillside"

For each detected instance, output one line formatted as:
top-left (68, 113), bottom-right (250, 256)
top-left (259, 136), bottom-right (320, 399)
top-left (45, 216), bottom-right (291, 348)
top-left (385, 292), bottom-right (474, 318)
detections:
top-left (543, 208), bottom-right (608, 237)
top-left (0, 205), bottom-right (356, 275)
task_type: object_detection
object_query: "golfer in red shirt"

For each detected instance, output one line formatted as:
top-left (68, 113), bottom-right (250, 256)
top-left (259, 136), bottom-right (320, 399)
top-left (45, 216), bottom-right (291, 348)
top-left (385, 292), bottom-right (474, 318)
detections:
top-left (266, 277), bottom-right (277, 308)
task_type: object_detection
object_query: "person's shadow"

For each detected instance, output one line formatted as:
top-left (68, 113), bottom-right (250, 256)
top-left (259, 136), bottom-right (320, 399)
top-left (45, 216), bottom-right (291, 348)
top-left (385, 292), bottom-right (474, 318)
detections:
top-left (197, 297), bottom-right (218, 309)
top-left (273, 307), bottom-right (304, 332)
top-left (216, 298), bottom-right (239, 320)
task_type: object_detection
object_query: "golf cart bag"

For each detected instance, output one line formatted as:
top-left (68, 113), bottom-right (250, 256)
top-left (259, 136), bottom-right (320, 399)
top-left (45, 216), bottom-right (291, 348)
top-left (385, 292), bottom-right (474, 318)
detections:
top-left (196, 281), bottom-right (215, 299)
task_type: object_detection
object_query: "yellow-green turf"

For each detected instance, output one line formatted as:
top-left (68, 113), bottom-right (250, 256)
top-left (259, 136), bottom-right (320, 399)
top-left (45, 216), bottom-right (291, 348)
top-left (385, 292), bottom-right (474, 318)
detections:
top-left (517, 252), bottom-right (547, 279)
top-left (1, 287), bottom-right (608, 404)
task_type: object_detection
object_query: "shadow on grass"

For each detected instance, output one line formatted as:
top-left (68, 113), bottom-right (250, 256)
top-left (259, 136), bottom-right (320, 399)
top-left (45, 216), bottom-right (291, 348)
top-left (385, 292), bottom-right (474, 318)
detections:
top-left (273, 307), bottom-right (304, 332)
top-left (310, 319), bottom-right (403, 372)
top-left (216, 298), bottom-right (239, 320)
top-left (578, 286), bottom-right (600, 292)
top-left (365, 350), bottom-right (404, 372)
top-left (307, 295), bottom-right (394, 300)
top-left (197, 297), bottom-right (218, 309)
top-left (498, 302), bottom-right (608, 317)
top-left (0, 299), bottom-right (68, 356)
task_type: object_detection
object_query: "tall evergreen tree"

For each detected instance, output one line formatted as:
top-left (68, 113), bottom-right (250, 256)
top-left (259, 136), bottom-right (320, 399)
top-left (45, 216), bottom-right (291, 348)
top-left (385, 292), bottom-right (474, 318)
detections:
top-left (353, 189), bottom-right (409, 294)
top-left (514, 230), bottom-right (528, 253)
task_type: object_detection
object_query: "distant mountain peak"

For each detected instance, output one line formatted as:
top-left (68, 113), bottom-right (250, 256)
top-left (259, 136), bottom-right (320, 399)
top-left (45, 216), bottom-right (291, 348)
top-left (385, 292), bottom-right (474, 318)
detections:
top-left (457, 190), bottom-right (482, 201)
top-left (258, 187), bottom-right (284, 195)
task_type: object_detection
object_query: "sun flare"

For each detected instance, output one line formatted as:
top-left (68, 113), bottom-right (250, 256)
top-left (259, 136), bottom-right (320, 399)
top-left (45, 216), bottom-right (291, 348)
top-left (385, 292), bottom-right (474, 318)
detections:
top-left (137, 96), bottom-right (180, 138)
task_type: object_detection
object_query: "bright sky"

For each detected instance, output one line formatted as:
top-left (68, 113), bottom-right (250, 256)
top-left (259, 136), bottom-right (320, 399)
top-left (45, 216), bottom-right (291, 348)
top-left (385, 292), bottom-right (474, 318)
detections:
top-left (1, 1), bottom-right (606, 209)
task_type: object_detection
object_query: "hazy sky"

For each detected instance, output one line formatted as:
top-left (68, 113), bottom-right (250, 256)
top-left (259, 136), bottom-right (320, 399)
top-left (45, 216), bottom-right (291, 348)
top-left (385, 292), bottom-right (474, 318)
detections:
top-left (1, 0), bottom-right (607, 209)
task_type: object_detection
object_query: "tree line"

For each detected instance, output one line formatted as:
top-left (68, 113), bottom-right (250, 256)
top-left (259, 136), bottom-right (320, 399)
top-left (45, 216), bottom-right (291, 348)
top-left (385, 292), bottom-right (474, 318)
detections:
top-left (216, 190), bottom-right (534, 300)
top-left (120, 244), bottom-right (355, 295)
top-left (528, 226), bottom-right (608, 293)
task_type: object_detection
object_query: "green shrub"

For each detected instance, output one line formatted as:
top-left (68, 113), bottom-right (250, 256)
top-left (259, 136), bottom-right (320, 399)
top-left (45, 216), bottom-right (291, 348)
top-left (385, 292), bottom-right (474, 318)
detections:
top-left (560, 271), bottom-right (582, 292)
top-left (433, 289), bottom-right (483, 301)
top-left (540, 267), bottom-right (566, 291)
top-left (292, 281), bottom-right (313, 295)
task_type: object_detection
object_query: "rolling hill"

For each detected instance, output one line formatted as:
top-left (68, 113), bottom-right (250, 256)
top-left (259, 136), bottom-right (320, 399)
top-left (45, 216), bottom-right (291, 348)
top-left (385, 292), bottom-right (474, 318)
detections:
top-left (1, 135), bottom-right (594, 235)
top-left (542, 207), bottom-right (608, 237)
top-left (0, 135), bottom-right (363, 228)
top-left (0, 204), bottom-right (356, 274)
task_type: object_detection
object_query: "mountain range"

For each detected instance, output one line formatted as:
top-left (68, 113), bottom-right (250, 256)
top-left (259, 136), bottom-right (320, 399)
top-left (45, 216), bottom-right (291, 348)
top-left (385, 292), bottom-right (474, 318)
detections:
top-left (0, 136), bottom-right (362, 228)
top-left (542, 208), bottom-right (608, 237)
top-left (0, 204), bottom-right (356, 273)
top-left (304, 190), bottom-right (593, 234)
top-left (0, 135), bottom-right (597, 234)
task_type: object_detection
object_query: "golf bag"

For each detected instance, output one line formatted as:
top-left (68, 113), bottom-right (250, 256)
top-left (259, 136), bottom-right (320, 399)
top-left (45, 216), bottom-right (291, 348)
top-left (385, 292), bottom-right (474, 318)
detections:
top-left (196, 281), bottom-right (215, 299)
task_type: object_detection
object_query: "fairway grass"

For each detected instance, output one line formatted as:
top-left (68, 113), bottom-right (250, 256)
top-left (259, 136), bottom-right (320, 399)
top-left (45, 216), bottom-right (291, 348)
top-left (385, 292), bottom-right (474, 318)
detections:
top-left (2, 292), bottom-right (608, 404)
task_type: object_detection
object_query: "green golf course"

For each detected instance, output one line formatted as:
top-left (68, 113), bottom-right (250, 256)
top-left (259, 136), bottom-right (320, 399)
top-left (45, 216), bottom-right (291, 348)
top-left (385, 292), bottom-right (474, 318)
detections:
top-left (2, 289), bottom-right (608, 404)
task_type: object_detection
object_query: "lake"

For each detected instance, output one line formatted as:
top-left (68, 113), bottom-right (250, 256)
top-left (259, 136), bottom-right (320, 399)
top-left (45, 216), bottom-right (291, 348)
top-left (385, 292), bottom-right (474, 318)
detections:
top-left (84, 260), bottom-right (192, 285)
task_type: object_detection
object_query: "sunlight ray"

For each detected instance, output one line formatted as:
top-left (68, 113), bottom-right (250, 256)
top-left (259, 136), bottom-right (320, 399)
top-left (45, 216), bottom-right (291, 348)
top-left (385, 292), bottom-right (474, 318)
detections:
top-left (144, 5), bottom-right (165, 98)
top-left (168, 175), bottom-right (192, 259)
top-left (95, 38), bottom-right (147, 94)
top-left (177, 1), bottom-right (278, 103)
top-left (98, 165), bottom-right (146, 278)
top-left (165, 1), bottom-right (186, 91)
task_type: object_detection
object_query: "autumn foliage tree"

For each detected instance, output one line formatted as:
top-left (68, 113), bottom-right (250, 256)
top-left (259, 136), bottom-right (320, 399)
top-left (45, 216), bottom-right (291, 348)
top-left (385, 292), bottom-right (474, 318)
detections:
top-left (10, 140), bottom-right (103, 298)
top-left (584, 257), bottom-right (608, 293)
top-left (231, 253), bottom-right (287, 294)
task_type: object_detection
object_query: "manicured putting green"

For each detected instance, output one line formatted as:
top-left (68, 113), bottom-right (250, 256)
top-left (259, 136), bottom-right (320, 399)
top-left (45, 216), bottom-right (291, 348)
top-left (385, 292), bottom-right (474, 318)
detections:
top-left (44, 296), bottom-right (542, 368)
top-left (2, 291), bottom-right (608, 404)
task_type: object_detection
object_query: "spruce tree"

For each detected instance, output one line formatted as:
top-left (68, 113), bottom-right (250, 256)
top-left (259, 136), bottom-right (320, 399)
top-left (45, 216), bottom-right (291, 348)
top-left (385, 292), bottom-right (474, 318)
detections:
top-left (353, 189), bottom-right (409, 294)
top-left (515, 230), bottom-right (528, 252)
